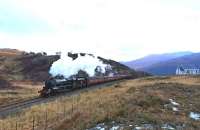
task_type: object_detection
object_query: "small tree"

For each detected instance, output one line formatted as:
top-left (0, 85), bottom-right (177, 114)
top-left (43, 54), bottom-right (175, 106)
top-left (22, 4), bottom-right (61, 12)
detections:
top-left (43, 52), bottom-right (47, 56)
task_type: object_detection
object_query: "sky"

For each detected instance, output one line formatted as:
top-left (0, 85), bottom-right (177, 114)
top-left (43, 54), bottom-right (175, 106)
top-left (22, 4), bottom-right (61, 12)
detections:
top-left (0, 0), bottom-right (200, 61)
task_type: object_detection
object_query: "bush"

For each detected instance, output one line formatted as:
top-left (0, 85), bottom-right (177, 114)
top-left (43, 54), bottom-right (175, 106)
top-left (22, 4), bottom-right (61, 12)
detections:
top-left (0, 77), bottom-right (11, 88)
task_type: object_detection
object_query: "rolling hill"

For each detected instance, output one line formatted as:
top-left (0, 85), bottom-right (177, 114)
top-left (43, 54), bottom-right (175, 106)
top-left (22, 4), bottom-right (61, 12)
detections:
top-left (142, 53), bottom-right (200, 75)
top-left (123, 51), bottom-right (193, 70)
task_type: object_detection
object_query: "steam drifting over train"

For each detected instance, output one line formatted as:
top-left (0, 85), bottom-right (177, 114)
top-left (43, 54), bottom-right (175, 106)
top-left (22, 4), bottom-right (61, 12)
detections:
top-left (39, 53), bottom-right (131, 97)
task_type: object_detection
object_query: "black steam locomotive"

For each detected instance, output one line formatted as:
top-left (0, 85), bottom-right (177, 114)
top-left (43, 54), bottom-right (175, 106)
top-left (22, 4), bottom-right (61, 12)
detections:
top-left (39, 75), bottom-right (129, 97)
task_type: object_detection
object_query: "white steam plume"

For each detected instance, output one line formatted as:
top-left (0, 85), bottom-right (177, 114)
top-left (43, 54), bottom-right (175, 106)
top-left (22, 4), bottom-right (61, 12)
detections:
top-left (49, 53), bottom-right (109, 78)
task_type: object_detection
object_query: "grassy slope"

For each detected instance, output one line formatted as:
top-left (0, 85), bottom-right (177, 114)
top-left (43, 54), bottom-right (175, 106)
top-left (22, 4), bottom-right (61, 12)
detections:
top-left (0, 81), bottom-right (42, 106)
top-left (0, 54), bottom-right (60, 81)
top-left (0, 49), bottom-right (56, 104)
top-left (0, 49), bottom-right (58, 105)
top-left (0, 76), bottom-right (199, 130)
top-left (56, 76), bottom-right (200, 130)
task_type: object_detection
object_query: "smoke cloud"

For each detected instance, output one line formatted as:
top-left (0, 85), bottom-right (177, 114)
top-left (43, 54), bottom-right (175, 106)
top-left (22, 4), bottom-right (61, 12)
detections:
top-left (49, 53), bottom-right (110, 78)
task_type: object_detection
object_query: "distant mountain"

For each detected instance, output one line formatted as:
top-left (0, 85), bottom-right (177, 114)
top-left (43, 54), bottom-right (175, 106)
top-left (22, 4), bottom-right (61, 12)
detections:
top-left (123, 51), bottom-right (193, 70)
top-left (142, 53), bottom-right (200, 75)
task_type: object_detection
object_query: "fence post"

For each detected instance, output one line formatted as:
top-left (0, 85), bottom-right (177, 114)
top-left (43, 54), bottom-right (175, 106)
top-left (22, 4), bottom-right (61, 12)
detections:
top-left (32, 116), bottom-right (35, 130)
top-left (71, 103), bottom-right (74, 117)
top-left (2, 122), bottom-right (4, 130)
top-left (15, 121), bottom-right (17, 130)
top-left (44, 110), bottom-right (47, 130)
top-left (76, 96), bottom-right (79, 112)
top-left (63, 105), bottom-right (66, 117)
top-left (0, 121), bottom-right (3, 130)
top-left (36, 116), bottom-right (39, 128)
top-left (56, 100), bottom-right (59, 121)
top-left (57, 112), bottom-right (59, 121)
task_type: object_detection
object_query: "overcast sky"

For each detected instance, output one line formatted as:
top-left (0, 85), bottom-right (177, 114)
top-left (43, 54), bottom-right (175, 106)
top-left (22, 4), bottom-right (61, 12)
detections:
top-left (0, 0), bottom-right (200, 61)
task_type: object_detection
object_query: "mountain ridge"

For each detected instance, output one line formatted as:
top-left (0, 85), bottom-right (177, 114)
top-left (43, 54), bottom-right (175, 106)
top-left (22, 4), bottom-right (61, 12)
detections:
top-left (123, 51), bottom-right (193, 70)
top-left (142, 52), bottom-right (200, 75)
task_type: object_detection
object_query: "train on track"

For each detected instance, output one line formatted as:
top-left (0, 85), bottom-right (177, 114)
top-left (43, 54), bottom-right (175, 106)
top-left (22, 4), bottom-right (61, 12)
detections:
top-left (39, 75), bottom-right (131, 97)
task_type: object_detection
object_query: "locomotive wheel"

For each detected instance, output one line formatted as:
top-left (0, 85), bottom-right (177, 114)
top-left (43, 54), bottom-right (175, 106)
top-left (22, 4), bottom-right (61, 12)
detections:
top-left (85, 79), bottom-right (88, 87)
top-left (80, 80), bottom-right (87, 88)
top-left (83, 79), bottom-right (88, 88)
top-left (46, 88), bottom-right (52, 97)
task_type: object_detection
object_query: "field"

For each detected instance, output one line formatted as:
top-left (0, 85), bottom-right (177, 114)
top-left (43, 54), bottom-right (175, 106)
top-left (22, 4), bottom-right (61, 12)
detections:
top-left (0, 81), bottom-right (41, 106)
top-left (0, 76), bottom-right (200, 130)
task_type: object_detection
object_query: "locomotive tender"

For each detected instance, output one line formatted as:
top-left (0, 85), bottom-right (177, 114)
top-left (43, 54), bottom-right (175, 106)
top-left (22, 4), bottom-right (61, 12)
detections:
top-left (39, 75), bottom-right (129, 97)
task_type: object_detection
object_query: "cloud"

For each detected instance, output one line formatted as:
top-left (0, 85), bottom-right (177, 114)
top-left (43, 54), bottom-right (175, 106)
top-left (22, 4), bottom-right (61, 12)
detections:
top-left (0, 0), bottom-right (200, 61)
top-left (0, 1), bottom-right (51, 34)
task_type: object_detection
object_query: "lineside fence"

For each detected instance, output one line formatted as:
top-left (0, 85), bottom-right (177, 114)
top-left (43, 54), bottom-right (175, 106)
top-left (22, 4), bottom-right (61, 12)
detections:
top-left (0, 95), bottom-right (82, 130)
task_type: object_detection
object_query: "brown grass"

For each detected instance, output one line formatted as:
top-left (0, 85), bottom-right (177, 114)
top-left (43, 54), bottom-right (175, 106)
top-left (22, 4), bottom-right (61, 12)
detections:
top-left (0, 80), bottom-right (41, 106)
top-left (0, 49), bottom-right (22, 57)
top-left (0, 76), bottom-right (200, 130)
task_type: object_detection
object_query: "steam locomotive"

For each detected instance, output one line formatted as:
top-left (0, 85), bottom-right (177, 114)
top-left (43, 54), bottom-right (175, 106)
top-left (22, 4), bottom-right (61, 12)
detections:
top-left (39, 75), bottom-right (130, 97)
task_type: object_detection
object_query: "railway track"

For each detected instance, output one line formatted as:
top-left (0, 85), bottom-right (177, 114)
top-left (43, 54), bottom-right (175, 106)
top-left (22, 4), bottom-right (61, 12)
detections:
top-left (0, 97), bottom-right (44, 118)
top-left (0, 97), bottom-right (41, 110)
top-left (0, 80), bottom-right (125, 118)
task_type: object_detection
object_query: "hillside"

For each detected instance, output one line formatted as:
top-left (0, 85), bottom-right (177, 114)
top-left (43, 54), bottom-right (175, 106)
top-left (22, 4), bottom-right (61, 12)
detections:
top-left (0, 49), bottom-right (142, 86)
top-left (0, 48), bottom-right (23, 57)
top-left (0, 49), bottom-right (60, 82)
top-left (142, 53), bottom-right (200, 75)
top-left (123, 51), bottom-right (193, 70)
top-left (1, 76), bottom-right (200, 130)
